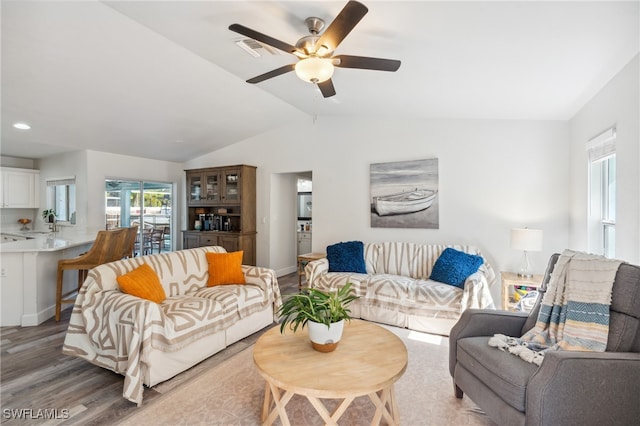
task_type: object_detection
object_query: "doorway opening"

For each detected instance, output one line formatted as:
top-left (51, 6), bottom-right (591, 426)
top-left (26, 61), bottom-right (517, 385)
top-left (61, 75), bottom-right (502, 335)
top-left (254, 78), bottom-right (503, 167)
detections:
top-left (105, 179), bottom-right (173, 255)
top-left (296, 174), bottom-right (312, 255)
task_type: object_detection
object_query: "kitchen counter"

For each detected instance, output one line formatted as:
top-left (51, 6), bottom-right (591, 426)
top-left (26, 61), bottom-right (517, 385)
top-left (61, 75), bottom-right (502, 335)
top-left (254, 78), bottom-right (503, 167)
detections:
top-left (1, 229), bottom-right (98, 326)
top-left (0, 229), bottom-right (98, 252)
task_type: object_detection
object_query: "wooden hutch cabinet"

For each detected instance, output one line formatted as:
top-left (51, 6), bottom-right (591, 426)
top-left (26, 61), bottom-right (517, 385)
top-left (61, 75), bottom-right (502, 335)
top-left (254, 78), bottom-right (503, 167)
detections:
top-left (183, 165), bottom-right (256, 265)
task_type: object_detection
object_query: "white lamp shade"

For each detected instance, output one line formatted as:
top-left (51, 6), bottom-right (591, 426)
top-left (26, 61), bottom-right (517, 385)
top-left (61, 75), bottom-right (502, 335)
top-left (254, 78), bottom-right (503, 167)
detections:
top-left (294, 57), bottom-right (334, 83)
top-left (510, 228), bottom-right (543, 251)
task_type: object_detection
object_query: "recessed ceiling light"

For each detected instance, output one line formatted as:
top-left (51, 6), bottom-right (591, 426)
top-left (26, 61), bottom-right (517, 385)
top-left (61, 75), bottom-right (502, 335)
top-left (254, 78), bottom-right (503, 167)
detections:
top-left (13, 122), bottom-right (31, 130)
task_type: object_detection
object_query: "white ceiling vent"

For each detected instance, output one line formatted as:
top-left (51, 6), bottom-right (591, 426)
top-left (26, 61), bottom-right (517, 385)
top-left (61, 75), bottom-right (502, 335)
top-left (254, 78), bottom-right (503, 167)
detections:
top-left (235, 38), bottom-right (279, 57)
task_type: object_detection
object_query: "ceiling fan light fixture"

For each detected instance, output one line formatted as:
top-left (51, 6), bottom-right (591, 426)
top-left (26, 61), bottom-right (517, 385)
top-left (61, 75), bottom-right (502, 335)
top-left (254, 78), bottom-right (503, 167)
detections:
top-left (229, 1), bottom-right (399, 96)
top-left (295, 57), bottom-right (334, 83)
top-left (315, 44), bottom-right (331, 57)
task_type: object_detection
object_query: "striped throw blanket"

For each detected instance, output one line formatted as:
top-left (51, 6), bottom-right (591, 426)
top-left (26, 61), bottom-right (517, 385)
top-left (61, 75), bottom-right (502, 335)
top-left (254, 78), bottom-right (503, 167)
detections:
top-left (489, 249), bottom-right (623, 365)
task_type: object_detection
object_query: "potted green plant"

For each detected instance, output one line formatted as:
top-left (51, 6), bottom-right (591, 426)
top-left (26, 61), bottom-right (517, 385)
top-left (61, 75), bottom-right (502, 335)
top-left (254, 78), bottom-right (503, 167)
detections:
top-left (278, 283), bottom-right (359, 352)
top-left (42, 209), bottom-right (56, 223)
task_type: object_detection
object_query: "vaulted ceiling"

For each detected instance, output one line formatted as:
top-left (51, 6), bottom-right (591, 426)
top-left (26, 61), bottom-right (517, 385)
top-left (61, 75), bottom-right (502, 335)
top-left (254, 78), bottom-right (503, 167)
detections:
top-left (2, 1), bottom-right (638, 162)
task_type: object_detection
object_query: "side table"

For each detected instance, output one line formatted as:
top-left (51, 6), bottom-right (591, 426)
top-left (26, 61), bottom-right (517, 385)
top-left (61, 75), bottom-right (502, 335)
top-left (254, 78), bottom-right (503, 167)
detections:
top-left (500, 271), bottom-right (544, 311)
top-left (297, 252), bottom-right (325, 289)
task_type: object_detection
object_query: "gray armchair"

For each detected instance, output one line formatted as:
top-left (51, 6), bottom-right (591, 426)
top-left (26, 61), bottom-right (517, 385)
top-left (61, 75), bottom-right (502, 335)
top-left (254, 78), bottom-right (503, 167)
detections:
top-left (449, 253), bottom-right (640, 426)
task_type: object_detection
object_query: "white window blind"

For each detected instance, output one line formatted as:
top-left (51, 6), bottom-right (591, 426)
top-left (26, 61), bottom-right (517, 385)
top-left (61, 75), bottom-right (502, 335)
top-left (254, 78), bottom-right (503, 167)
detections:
top-left (46, 177), bottom-right (75, 186)
top-left (47, 176), bottom-right (76, 186)
top-left (586, 127), bottom-right (616, 162)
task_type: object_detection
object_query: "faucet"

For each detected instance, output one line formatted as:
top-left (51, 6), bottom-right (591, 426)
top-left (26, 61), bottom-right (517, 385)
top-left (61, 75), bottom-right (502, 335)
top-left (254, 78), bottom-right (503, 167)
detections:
top-left (49, 219), bottom-right (59, 233)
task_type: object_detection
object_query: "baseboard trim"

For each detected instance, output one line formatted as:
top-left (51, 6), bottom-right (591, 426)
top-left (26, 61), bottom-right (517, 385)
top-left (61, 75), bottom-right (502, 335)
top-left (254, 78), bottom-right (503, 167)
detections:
top-left (22, 305), bottom-right (54, 326)
top-left (275, 265), bottom-right (297, 277)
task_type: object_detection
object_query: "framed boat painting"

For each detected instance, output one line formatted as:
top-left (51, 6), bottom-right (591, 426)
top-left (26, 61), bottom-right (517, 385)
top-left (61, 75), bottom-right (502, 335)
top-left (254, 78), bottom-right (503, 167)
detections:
top-left (370, 158), bottom-right (439, 229)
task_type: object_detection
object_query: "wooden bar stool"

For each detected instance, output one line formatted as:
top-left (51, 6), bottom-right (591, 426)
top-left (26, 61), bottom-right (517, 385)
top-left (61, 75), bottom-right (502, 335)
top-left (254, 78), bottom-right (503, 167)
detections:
top-left (123, 225), bottom-right (139, 258)
top-left (55, 227), bottom-right (130, 321)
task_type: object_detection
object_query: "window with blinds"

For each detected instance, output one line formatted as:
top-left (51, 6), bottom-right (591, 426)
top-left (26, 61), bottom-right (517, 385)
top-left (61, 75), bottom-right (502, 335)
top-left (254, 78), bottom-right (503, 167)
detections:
top-left (586, 127), bottom-right (616, 257)
top-left (46, 177), bottom-right (76, 224)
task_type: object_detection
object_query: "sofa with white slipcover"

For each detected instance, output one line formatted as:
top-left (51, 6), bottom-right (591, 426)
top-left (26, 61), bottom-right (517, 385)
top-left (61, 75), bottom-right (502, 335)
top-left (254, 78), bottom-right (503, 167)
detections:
top-left (305, 242), bottom-right (496, 336)
top-left (62, 246), bottom-right (281, 405)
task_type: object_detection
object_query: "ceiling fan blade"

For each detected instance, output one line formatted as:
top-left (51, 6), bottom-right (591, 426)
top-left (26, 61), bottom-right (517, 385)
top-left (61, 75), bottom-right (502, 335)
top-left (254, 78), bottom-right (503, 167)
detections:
top-left (316, 1), bottom-right (368, 53)
top-left (229, 23), bottom-right (298, 54)
top-left (317, 79), bottom-right (336, 98)
top-left (246, 64), bottom-right (296, 84)
top-left (333, 55), bottom-right (401, 72)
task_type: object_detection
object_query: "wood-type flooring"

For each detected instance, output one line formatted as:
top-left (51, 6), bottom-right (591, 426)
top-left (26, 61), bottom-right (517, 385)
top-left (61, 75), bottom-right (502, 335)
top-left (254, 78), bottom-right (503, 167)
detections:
top-left (0, 271), bottom-right (300, 425)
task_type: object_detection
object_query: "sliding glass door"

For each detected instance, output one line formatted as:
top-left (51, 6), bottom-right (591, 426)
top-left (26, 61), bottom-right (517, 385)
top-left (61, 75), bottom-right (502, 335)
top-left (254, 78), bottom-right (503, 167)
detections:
top-left (105, 179), bottom-right (173, 254)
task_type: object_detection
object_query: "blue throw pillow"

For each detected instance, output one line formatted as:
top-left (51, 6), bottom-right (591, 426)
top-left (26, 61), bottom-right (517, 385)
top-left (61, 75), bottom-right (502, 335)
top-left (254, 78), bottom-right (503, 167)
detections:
top-left (430, 248), bottom-right (484, 288)
top-left (327, 241), bottom-right (367, 273)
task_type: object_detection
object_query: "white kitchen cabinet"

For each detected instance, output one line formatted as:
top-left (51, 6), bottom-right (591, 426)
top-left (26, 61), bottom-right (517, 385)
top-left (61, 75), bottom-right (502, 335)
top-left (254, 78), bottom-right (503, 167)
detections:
top-left (0, 168), bottom-right (40, 208)
top-left (1, 234), bottom-right (95, 326)
top-left (297, 231), bottom-right (312, 255)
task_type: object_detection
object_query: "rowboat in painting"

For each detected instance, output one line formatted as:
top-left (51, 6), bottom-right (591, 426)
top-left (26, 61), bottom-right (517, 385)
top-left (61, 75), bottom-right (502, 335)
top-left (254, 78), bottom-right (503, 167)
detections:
top-left (373, 189), bottom-right (437, 216)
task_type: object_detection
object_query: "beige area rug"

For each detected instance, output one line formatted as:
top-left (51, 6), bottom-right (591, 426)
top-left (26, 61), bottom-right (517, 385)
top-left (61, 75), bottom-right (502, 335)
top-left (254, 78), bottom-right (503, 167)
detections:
top-left (121, 325), bottom-right (493, 426)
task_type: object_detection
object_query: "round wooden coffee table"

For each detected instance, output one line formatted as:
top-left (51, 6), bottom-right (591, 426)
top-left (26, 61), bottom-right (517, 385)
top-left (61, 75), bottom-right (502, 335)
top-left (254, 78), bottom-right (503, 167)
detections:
top-left (253, 319), bottom-right (408, 426)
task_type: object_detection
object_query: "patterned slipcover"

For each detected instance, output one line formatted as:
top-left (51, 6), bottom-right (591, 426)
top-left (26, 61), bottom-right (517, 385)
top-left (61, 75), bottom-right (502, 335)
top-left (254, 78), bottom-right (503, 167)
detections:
top-left (305, 242), bottom-right (495, 335)
top-left (62, 246), bottom-right (282, 405)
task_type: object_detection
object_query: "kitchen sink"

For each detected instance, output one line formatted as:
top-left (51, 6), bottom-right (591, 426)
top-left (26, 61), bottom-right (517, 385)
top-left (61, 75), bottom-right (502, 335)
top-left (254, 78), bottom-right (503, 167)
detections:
top-left (1, 233), bottom-right (29, 242)
top-left (0, 231), bottom-right (52, 242)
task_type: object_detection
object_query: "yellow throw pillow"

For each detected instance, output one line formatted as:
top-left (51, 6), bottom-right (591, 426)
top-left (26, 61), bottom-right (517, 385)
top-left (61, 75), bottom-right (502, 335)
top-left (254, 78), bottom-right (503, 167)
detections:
top-left (117, 263), bottom-right (167, 303)
top-left (206, 251), bottom-right (246, 286)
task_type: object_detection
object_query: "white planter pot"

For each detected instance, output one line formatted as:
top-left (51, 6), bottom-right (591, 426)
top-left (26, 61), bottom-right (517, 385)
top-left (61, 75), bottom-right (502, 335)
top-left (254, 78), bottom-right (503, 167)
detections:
top-left (307, 319), bottom-right (344, 352)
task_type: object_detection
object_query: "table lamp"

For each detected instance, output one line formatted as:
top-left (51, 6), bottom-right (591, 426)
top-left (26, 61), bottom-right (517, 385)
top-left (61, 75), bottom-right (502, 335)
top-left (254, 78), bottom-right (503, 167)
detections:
top-left (511, 228), bottom-right (543, 277)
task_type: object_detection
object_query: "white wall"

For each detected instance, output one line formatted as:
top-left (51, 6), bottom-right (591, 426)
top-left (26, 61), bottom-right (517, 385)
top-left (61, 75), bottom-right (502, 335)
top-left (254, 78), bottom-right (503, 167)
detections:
top-left (38, 150), bottom-right (183, 233)
top-left (38, 151), bottom-right (88, 229)
top-left (569, 54), bottom-right (640, 263)
top-left (184, 117), bottom-right (570, 302)
top-left (268, 172), bottom-right (298, 276)
top-left (85, 150), bottom-right (184, 230)
top-left (0, 156), bottom-right (36, 169)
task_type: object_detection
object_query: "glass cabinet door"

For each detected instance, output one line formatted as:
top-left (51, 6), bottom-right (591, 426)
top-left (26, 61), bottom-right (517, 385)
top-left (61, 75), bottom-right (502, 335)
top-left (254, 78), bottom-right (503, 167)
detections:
top-left (205, 172), bottom-right (220, 202)
top-left (224, 170), bottom-right (240, 202)
top-left (188, 173), bottom-right (202, 203)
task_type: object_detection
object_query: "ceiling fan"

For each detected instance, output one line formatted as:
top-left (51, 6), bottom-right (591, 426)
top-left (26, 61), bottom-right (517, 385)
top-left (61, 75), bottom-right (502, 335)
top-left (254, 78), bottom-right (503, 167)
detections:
top-left (229, 0), bottom-right (401, 98)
